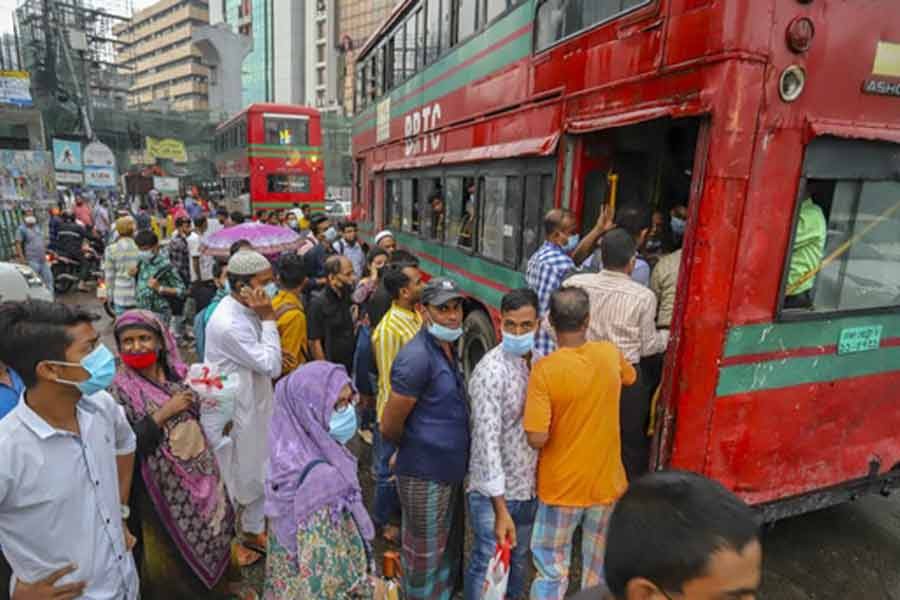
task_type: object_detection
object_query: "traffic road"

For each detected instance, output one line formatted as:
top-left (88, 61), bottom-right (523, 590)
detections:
top-left (68, 291), bottom-right (900, 599)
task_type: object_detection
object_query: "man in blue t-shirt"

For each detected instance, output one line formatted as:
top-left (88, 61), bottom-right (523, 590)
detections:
top-left (381, 277), bottom-right (470, 600)
top-left (0, 361), bottom-right (23, 420)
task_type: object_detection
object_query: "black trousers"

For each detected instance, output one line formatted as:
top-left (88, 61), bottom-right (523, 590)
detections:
top-left (190, 280), bottom-right (217, 314)
top-left (620, 363), bottom-right (651, 481)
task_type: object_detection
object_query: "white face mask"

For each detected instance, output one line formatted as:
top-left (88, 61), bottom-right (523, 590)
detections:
top-left (24, 216), bottom-right (37, 226)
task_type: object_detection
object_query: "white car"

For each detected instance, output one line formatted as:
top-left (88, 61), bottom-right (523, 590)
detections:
top-left (0, 262), bottom-right (53, 303)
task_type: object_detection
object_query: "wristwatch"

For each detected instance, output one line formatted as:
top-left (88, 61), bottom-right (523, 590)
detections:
top-left (120, 504), bottom-right (131, 520)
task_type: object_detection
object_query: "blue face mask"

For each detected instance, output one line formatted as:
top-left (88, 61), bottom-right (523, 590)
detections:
top-left (502, 331), bottom-right (535, 356)
top-left (324, 226), bottom-right (338, 242)
top-left (49, 343), bottom-right (117, 396)
top-left (670, 217), bottom-right (686, 237)
top-left (264, 282), bottom-right (279, 300)
top-left (562, 233), bottom-right (580, 253)
top-left (428, 322), bottom-right (463, 343)
top-left (329, 404), bottom-right (358, 445)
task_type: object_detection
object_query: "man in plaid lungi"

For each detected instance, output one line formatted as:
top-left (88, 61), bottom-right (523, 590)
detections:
top-left (524, 287), bottom-right (636, 599)
top-left (381, 278), bottom-right (470, 600)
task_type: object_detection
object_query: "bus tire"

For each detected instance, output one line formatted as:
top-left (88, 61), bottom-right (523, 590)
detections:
top-left (462, 310), bottom-right (495, 379)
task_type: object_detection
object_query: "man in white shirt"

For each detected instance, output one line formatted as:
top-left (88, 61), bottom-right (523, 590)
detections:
top-left (465, 288), bottom-right (540, 600)
top-left (0, 300), bottom-right (138, 599)
top-left (204, 249), bottom-right (282, 564)
top-left (188, 216), bottom-right (217, 314)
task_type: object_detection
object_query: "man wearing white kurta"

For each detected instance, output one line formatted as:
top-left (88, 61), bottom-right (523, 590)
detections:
top-left (205, 249), bottom-right (282, 557)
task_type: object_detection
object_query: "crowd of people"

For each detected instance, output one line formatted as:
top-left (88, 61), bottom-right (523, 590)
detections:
top-left (0, 192), bottom-right (766, 600)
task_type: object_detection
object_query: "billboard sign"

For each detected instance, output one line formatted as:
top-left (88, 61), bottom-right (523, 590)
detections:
top-left (84, 167), bottom-right (117, 188)
top-left (53, 139), bottom-right (83, 172)
top-left (153, 176), bottom-right (179, 194)
top-left (0, 71), bottom-right (33, 107)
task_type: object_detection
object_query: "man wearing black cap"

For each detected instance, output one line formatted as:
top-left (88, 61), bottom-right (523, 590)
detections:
top-left (381, 277), bottom-right (469, 600)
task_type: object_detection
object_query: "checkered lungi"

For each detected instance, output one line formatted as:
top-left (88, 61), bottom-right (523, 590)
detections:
top-left (530, 502), bottom-right (611, 600)
top-left (396, 475), bottom-right (464, 600)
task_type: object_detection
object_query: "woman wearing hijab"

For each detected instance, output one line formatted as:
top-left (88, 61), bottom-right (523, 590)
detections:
top-left (264, 361), bottom-right (381, 599)
top-left (110, 310), bottom-right (236, 599)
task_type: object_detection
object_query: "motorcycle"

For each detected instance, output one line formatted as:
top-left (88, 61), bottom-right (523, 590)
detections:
top-left (48, 245), bottom-right (103, 295)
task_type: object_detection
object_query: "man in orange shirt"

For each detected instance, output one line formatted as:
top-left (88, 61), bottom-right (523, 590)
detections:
top-left (525, 286), bottom-right (636, 600)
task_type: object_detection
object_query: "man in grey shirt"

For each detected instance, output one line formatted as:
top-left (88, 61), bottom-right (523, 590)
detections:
top-left (15, 209), bottom-right (53, 294)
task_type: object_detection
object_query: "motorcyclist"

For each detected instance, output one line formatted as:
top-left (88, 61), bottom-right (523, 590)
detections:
top-left (53, 210), bottom-right (92, 291)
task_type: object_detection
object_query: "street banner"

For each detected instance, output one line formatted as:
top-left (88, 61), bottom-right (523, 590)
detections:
top-left (153, 176), bottom-right (179, 194)
top-left (53, 139), bottom-right (83, 172)
top-left (83, 141), bottom-right (117, 168)
top-left (0, 71), bottom-right (33, 107)
top-left (0, 150), bottom-right (56, 205)
top-left (84, 166), bottom-right (117, 189)
top-left (145, 137), bottom-right (188, 163)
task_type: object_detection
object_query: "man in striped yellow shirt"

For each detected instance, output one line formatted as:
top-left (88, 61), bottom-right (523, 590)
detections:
top-left (370, 262), bottom-right (424, 542)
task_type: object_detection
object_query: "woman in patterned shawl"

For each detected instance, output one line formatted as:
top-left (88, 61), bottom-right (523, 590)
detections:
top-left (111, 309), bottom-right (236, 598)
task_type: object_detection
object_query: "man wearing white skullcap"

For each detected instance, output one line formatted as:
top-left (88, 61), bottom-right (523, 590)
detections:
top-left (374, 230), bottom-right (397, 256)
top-left (205, 249), bottom-right (285, 565)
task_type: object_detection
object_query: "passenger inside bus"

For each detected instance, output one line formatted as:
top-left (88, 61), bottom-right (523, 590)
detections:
top-left (457, 180), bottom-right (477, 248)
top-left (783, 180), bottom-right (829, 310)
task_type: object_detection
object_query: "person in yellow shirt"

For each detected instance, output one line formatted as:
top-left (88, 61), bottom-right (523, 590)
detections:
top-left (369, 261), bottom-right (424, 542)
top-left (525, 286), bottom-right (636, 600)
top-left (272, 253), bottom-right (309, 376)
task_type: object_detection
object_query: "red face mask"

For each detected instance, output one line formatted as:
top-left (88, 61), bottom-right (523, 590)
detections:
top-left (121, 351), bottom-right (158, 370)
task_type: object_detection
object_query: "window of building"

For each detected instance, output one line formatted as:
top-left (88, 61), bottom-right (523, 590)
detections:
top-left (268, 174), bottom-right (311, 193)
top-left (457, 0), bottom-right (478, 42)
top-left (780, 138), bottom-right (900, 315)
top-left (427, 0), bottom-right (441, 64)
top-left (264, 116), bottom-right (310, 146)
top-left (440, 0), bottom-right (453, 53)
top-left (317, 67), bottom-right (325, 86)
top-left (479, 175), bottom-right (523, 266)
top-left (536, 0), bottom-right (649, 51)
top-left (317, 21), bottom-right (326, 39)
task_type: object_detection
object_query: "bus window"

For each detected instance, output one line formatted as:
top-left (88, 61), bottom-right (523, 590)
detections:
top-left (459, 177), bottom-right (478, 249)
top-left (416, 8), bottom-right (426, 70)
top-left (394, 25), bottom-right (406, 85)
top-left (782, 171), bottom-right (900, 314)
top-left (385, 41), bottom-right (394, 91)
top-left (268, 174), bottom-right (310, 193)
top-left (405, 14), bottom-right (417, 79)
top-left (445, 177), bottom-right (464, 244)
top-left (535, 0), bottom-right (651, 52)
top-left (480, 175), bottom-right (522, 267)
top-left (265, 116), bottom-right (309, 146)
top-left (421, 177), bottom-right (445, 240)
top-left (484, 0), bottom-right (507, 24)
top-left (457, 0), bottom-right (477, 42)
top-left (427, 0), bottom-right (441, 64)
top-left (386, 180), bottom-right (402, 231)
top-left (374, 51), bottom-right (384, 97)
top-left (441, 0), bottom-right (453, 53)
top-left (400, 179), bottom-right (418, 232)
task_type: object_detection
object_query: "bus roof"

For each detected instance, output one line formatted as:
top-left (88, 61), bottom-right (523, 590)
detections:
top-left (216, 103), bottom-right (321, 132)
top-left (357, 0), bottom-right (414, 60)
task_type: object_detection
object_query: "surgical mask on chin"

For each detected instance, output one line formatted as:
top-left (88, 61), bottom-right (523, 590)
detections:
top-left (24, 216), bottom-right (37, 226)
top-left (329, 404), bottom-right (358, 445)
top-left (48, 343), bottom-right (116, 396)
top-left (428, 322), bottom-right (463, 343)
top-left (324, 226), bottom-right (338, 242)
top-left (264, 282), bottom-right (279, 299)
top-left (502, 331), bottom-right (535, 356)
top-left (137, 250), bottom-right (154, 261)
top-left (562, 233), bottom-right (580, 253)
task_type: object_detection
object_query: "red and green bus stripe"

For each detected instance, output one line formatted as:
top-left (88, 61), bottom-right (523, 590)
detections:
top-left (353, 1), bottom-right (535, 135)
top-left (716, 313), bottom-right (900, 396)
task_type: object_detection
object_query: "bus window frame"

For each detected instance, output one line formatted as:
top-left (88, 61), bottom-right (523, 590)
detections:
top-left (532, 0), bottom-right (659, 55)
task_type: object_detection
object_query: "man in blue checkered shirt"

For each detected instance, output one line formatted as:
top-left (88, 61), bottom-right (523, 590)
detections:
top-left (526, 208), bottom-right (611, 356)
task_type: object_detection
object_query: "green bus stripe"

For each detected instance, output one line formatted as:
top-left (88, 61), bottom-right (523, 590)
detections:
top-left (724, 314), bottom-right (900, 357)
top-left (717, 345), bottom-right (900, 396)
top-left (249, 144), bottom-right (321, 151)
top-left (353, 1), bottom-right (534, 132)
top-left (248, 152), bottom-right (321, 159)
top-left (252, 201), bottom-right (325, 209)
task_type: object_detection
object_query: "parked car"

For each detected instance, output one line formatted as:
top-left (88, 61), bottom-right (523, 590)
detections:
top-left (0, 262), bottom-right (53, 303)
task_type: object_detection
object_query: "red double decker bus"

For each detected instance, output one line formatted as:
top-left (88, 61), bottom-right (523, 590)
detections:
top-left (351, 0), bottom-right (900, 518)
top-left (214, 103), bottom-right (325, 214)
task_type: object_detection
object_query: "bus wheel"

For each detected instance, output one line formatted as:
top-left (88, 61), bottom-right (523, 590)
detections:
top-left (462, 310), bottom-right (495, 379)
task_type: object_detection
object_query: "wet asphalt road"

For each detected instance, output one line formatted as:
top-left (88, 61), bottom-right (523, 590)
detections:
top-left (67, 291), bottom-right (900, 599)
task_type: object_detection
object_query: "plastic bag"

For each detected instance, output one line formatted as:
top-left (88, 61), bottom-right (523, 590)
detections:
top-left (481, 541), bottom-right (511, 600)
top-left (186, 363), bottom-right (238, 451)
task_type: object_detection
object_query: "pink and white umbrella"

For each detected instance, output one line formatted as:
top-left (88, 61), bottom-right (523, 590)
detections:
top-left (200, 222), bottom-right (301, 258)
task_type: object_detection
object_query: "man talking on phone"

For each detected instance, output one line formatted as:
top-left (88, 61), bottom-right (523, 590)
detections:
top-left (205, 249), bottom-right (285, 565)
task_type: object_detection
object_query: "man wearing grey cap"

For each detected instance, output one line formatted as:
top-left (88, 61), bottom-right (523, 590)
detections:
top-left (205, 249), bottom-right (284, 565)
top-left (381, 277), bottom-right (470, 600)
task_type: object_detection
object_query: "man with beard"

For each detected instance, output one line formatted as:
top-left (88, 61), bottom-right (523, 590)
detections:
top-left (307, 255), bottom-right (357, 373)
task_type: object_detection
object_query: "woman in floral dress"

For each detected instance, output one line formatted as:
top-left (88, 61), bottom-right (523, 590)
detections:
top-left (264, 361), bottom-right (382, 599)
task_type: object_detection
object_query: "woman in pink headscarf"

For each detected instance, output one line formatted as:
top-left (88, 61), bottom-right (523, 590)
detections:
top-left (111, 309), bottom-right (236, 598)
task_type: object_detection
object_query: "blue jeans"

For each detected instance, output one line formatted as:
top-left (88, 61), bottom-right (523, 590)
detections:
top-left (28, 259), bottom-right (53, 298)
top-left (372, 428), bottom-right (402, 528)
top-left (465, 492), bottom-right (537, 600)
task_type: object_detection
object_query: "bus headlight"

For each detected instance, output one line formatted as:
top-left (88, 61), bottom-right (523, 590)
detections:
top-left (779, 65), bottom-right (806, 102)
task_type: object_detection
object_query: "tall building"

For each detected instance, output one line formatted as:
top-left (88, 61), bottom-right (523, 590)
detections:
top-left (0, 33), bottom-right (21, 71)
top-left (114, 0), bottom-right (211, 112)
top-left (307, 0), bottom-right (340, 110)
top-left (337, 0), bottom-right (402, 116)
